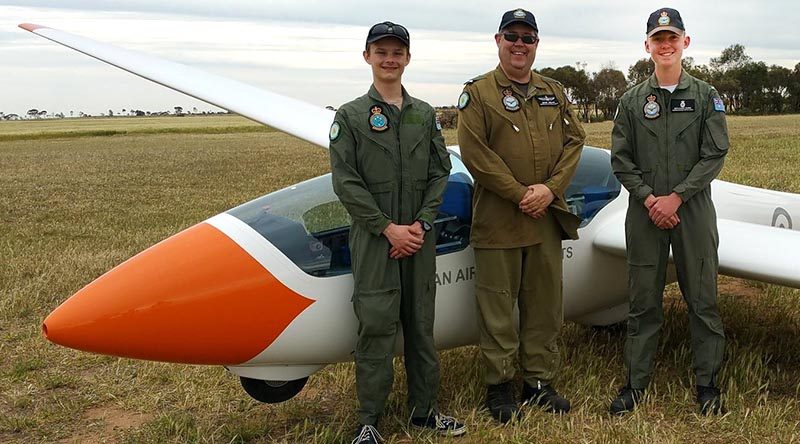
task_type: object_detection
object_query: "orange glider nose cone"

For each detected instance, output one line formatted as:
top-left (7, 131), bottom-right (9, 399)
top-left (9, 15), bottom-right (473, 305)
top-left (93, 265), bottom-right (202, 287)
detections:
top-left (43, 222), bottom-right (313, 364)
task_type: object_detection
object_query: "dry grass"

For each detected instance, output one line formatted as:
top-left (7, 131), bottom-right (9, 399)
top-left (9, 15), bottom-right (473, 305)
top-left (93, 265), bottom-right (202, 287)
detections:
top-left (1, 115), bottom-right (800, 443)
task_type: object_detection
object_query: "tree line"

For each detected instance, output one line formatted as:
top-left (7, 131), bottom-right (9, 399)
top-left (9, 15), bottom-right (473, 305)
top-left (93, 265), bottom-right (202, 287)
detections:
top-left (437, 43), bottom-right (799, 127)
top-left (543, 43), bottom-right (799, 122)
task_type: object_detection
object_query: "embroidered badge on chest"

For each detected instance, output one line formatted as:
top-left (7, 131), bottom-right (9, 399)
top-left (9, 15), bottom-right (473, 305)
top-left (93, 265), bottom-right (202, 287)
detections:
top-left (369, 105), bottom-right (389, 132)
top-left (535, 95), bottom-right (559, 107)
top-left (670, 99), bottom-right (695, 112)
top-left (643, 94), bottom-right (660, 119)
top-left (502, 88), bottom-right (520, 112)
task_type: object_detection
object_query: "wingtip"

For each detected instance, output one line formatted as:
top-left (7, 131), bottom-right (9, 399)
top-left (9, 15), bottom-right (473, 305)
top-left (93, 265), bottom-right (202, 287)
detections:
top-left (19, 23), bottom-right (46, 32)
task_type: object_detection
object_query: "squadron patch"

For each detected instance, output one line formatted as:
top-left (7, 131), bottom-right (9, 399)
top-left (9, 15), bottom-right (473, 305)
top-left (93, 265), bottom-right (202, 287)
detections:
top-left (643, 94), bottom-right (660, 119)
top-left (514, 9), bottom-right (526, 18)
top-left (502, 89), bottom-right (520, 112)
top-left (535, 95), bottom-right (559, 107)
top-left (713, 97), bottom-right (726, 112)
top-left (369, 105), bottom-right (389, 132)
top-left (329, 121), bottom-right (341, 141)
top-left (458, 91), bottom-right (471, 110)
top-left (670, 99), bottom-right (695, 112)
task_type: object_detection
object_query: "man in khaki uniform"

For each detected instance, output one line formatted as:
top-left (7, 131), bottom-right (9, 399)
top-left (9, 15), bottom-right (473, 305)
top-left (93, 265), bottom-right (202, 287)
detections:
top-left (609, 8), bottom-right (729, 416)
top-left (457, 8), bottom-right (585, 422)
top-left (329, 22), bottom-right (465, 444)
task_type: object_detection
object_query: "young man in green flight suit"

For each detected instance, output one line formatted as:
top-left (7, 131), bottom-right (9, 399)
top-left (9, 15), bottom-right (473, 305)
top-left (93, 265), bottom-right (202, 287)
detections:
top-left (329, 21), bottom-right (466, 444)
top-left (457, 8), bottom-right (585, 423)
top-left (609, 7), bottom-right (729, 416)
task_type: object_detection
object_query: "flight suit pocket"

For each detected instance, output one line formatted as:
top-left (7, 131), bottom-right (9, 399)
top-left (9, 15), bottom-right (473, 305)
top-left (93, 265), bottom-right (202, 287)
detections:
top-left (706, 117), bottom-right (729, 153)
top-left (354, 288), bottom-right (401, 337)
top-left (368, 180), bottom-right (394, 217)
top-left (545, 111), bottom-right (565, 165)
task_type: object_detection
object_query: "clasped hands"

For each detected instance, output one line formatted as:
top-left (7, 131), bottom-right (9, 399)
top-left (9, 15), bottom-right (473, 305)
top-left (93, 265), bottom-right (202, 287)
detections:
top-left (383, 221), bottom-right (425, 259)
top-left (519, 184), bottom-right (554, 219)
top-left (645, 193), bottom-right (682, 229)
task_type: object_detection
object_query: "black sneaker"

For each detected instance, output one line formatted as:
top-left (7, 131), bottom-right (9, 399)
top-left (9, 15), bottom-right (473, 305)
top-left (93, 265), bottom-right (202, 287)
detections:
top-left (411, 413), bottom-right (467, 437)
top-left (609, 386), bottom-right (645, 415)
top-left (697, 385), bottom-right (725, 415)
top-left (351, 424), bottom-right (383, 444)
top-left (486, 381), bottom-right (519, 423)
top-left (522, 381), bottom-right (570, 413)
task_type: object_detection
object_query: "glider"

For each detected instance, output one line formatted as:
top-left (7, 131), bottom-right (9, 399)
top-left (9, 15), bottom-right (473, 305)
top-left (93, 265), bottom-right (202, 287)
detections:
top-left (20, 23), bottom-right (800, 403)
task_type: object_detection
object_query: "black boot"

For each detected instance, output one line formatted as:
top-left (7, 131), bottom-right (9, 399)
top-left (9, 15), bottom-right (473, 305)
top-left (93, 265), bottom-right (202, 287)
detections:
top-left (697, 385), bottom-right (724, 415)
top-left (522, 380), bottom-right (570, 413)
top-left (486, 381), bottom-right (519, 423)
top-left (609, 386), bottom-right (645, 415)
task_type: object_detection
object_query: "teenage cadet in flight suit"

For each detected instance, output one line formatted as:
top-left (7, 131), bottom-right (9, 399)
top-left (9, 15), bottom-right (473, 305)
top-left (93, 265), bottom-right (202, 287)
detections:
top-left (457, 8), bottom-right (585, 423)
top-left (329, 22), bottom-right (466, 444)
top-left (609, 8), bottom-right (729, 416)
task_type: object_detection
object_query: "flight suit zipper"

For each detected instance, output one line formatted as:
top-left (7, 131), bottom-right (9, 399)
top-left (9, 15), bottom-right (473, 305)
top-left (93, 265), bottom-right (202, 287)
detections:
top-left (396, 104), bottom-right (405, 224)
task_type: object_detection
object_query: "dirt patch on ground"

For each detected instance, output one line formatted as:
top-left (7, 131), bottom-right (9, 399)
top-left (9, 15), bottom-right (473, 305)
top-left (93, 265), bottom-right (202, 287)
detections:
top-left (57, 406), bottom-right (152, 444)
top-left (718, 276), bottom-right (765, 300)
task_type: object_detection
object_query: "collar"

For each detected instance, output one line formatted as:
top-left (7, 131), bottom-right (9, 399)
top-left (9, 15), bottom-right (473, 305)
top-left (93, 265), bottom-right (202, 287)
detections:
top-left (648, 70), bottom-right (693, 92)
top-left (368, 84), bottom-right (413, 109)
top-left (493, 65), bottom-right (548, 95)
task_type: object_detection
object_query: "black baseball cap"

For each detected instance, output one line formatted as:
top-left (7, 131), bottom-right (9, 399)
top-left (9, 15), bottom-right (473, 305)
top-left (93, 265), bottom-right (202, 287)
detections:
top-left (498, 8), bottom-right (538, 33)
top-left (366, 21), bottom-right (410, 49)
top-left (646, 8), bottom-right (685, 37)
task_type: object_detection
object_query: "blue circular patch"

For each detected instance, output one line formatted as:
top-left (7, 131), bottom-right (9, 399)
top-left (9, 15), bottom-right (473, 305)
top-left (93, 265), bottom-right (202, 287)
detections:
top-left (329, 121), bottom-right (341, 141)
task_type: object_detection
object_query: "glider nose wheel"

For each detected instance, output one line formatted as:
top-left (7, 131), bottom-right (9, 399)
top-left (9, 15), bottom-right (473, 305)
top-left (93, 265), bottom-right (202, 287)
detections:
top-left (239, 376), bottom-right (309, 403)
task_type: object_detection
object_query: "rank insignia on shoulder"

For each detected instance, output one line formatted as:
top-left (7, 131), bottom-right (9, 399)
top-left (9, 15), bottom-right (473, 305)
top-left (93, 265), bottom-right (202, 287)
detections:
top-left (435, 115), bottom-right (442, 131)
top-left (713, 97), bottom-right (726, 112)
top-left (535, 95), bottom-right (559, 107)
top-left (369, 105), bottom-right (389, 132)
top-left (329, 121), bottom-right (341, 141)
top-left (502, 88), bottom-right (520, 112)
top-left (458, 91), bottom-right (470, 110)
top-left (643, 94), bottom-right (660, 119)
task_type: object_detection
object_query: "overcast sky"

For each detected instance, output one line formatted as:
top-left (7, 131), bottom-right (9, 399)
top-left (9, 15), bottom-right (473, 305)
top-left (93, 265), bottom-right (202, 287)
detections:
top-left (1, 1), bottom-right (798, 116)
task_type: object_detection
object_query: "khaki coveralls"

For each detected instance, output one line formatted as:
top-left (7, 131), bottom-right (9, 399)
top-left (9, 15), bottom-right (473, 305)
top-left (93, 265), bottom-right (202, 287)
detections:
top-left (611, 71), bottom-right (729, 389)
top-left (329, 85), bottom-right (451, 425)
top-left (457, 67), bottom-right (584, 385)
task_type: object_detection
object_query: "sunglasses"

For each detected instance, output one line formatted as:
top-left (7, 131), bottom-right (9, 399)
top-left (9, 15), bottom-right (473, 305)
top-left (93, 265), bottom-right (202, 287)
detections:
top-left (368, 22), bottom-right (409, 40)
top-left (502, 32), bottom-right (539, 44)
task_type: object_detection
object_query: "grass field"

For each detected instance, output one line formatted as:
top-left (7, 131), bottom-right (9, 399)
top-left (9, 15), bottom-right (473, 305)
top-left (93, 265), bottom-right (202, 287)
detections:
top-left (1, 114), bottom-right (799, 443)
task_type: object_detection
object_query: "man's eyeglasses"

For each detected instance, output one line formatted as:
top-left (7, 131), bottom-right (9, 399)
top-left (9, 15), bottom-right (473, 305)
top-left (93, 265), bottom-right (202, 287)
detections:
top-left (502, 32), bottom-right (539, 45)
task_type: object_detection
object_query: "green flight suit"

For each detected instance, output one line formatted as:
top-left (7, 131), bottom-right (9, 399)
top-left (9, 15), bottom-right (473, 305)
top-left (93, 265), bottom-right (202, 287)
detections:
top-left (611, 71), bottom-right (729, 389)
top-left (329, 85), bottom-right (451, 425)
top-left (457, 67), bottom-right (584, 385)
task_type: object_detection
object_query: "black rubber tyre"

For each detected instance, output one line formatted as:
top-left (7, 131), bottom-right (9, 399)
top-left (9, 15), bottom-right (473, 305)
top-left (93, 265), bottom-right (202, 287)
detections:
top-left (239, 376), bottom-right (308, 403)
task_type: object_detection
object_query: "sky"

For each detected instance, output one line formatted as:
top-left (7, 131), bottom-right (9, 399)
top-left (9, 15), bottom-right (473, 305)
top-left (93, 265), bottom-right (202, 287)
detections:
top-left (1, 1), bottom-right (798, 117)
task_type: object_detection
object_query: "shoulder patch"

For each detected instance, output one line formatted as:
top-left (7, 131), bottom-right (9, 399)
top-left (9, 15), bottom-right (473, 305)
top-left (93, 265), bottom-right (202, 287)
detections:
top-left (457, 91), bottom-right (471, 110)
top-left (713, 97), bottom-right (726, 112)
top-left (329, 121), bottom-right (341, 141)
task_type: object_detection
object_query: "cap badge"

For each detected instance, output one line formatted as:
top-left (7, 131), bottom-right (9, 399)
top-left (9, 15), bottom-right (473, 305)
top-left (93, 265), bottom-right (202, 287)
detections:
top-left (658, 11), bottom-right (670, 26)
top-left (502, 88), bottom-right (520, 112)
top-left (369, 105), bottom-right (389, 132)
top-left (513, 9), bottom-right (526, 19)
top-left (643, 94), bottom-right (660, 119)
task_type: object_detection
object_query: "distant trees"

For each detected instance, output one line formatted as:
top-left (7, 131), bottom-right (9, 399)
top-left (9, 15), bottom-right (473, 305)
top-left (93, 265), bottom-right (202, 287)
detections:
top-left (533, 43), bottom-right (799, 122)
